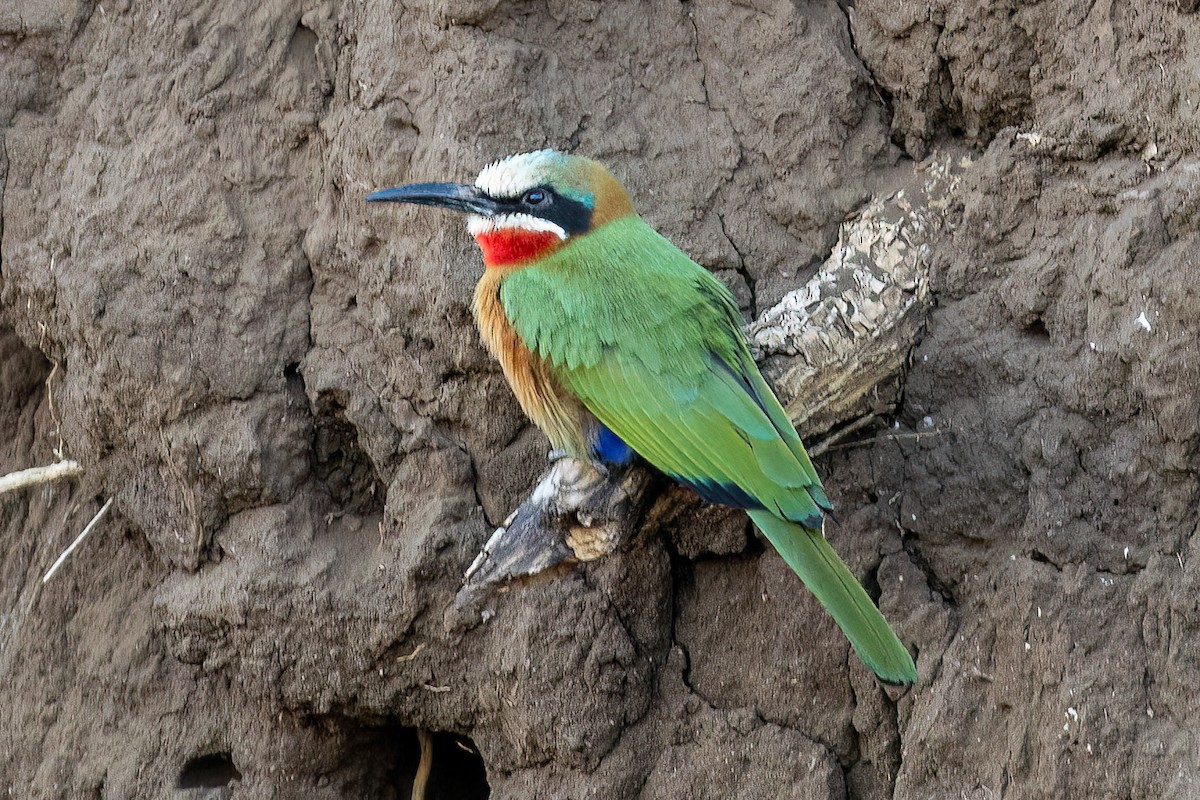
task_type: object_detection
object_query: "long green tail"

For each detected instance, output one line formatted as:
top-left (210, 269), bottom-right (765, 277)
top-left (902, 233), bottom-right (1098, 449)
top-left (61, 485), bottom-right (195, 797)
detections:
top-left (749, 510), bottom-right (917, 684)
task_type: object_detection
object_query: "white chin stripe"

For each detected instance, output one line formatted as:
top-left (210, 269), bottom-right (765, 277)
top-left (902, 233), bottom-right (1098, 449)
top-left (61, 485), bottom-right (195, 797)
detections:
top-left (468, 213), bottom-right (567, 240)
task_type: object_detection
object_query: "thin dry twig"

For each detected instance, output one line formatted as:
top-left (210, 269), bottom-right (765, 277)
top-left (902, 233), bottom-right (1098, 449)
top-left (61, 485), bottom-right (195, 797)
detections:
top-left (807, 415), bottom-right (881, 458)
top-left (0, 460), bottom-right (82, 497)
top-left (42, 497), bottom-right (114, 584)
top-left (817, 427), bottom-right (947, 454)
top-left (412, 729), bottom-right (433, 800)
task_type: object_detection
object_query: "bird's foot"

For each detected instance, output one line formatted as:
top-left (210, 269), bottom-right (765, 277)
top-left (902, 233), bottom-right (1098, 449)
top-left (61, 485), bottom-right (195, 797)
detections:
top-left (548, 449), bottom-right (611, 478)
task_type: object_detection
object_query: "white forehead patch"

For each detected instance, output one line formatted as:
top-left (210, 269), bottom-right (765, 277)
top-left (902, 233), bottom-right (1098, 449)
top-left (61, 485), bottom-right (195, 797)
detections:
top-left (467, 213), bottom-right (567, 240)
top-left (474, 149), bottom-right (566, 199)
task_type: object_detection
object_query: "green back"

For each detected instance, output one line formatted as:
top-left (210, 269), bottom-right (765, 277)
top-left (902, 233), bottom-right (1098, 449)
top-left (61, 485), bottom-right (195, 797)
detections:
top-left (499, 216), bottom-right (829, 525)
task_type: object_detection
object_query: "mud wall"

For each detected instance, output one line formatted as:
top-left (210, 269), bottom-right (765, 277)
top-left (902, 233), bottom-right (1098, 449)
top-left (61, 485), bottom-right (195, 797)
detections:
top-left (2, 1), bottom-right (1198, 798)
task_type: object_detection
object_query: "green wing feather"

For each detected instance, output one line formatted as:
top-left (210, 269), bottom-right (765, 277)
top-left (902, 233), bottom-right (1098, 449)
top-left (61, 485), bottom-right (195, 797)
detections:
top-left (501, 216), bottom-right (916, 683)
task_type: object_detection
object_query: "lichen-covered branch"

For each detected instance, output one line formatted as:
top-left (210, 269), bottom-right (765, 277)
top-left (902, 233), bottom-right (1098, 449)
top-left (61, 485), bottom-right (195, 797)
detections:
top-left (458, 156), bottom-right (965, 606)
top-left (748, 156), bottom-right (962, 438)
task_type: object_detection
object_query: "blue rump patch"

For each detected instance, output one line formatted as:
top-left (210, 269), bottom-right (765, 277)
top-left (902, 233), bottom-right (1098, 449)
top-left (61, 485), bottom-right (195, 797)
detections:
top-left (591, 423), bottom-right (636, 465)
top-left (674, 475), bottom-right (764, 511)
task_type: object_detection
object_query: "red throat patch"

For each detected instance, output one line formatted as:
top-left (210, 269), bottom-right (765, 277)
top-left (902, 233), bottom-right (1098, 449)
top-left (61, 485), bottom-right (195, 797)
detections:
top-left (474, 228), bottom-right (562, 268)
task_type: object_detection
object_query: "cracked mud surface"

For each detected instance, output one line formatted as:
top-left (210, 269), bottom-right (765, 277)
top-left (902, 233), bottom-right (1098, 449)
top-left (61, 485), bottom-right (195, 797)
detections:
top-left (2, 1), bottom-right (1199, 798)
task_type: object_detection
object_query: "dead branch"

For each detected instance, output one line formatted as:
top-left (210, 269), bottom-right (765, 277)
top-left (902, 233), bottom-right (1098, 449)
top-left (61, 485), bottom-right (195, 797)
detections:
top-left (0, 460), bottom-right (82, 497)
top-left (455, 459), bottom-right (653, 608)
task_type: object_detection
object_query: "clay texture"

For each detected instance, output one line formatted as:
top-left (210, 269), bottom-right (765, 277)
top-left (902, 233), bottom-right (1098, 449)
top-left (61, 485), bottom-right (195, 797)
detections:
top-left (2, 1), bottom-right (1199, 797)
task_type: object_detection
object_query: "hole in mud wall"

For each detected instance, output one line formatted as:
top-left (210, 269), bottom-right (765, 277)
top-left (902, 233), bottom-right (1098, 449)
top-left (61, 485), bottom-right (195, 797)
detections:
top-left (418, 730), bottom-right (490, 799)
top-left (338, 722), bottom-right (490, 799)
top-left (0, 327), bottom-right (52, 447)
top-left (178, 752), bottom-right (241, 789)
top-left (1023, 316), bottom-right (1050, 339)
top-left (312, 390), bottom-right (384, 515)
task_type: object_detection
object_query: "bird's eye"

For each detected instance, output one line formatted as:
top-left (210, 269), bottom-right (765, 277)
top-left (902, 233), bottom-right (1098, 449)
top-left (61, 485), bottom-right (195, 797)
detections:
top-left (523, 188), bottom-right (549, 206)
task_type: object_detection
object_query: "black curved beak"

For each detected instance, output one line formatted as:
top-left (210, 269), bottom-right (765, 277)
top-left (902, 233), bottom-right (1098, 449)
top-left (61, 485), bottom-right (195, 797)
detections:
top-left (365, 182), bottom-right (500, 216)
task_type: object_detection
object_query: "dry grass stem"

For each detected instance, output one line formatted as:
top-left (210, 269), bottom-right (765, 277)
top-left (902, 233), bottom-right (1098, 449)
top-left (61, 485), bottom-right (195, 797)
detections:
top-left (42, 497), bottom-right (114, 584)
top-left (395, 642), bottom-right (427, 663)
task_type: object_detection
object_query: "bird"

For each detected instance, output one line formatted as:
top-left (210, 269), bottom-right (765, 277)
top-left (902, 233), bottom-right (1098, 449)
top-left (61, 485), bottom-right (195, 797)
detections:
top-left (367, 150), bottom-right (917, 684)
